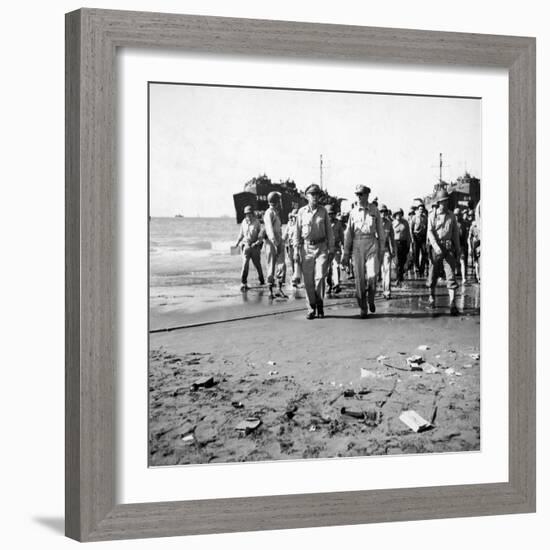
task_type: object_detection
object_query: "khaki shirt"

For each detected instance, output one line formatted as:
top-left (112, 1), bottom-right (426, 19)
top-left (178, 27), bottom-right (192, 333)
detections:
top-left (236, 217), bottom-right (262, 246)
top-left (264, 207), bottom-right (282, 245)
top-left (343, 203), bottom-right (385, 255)
top-left (293, 205), bottom-right (335, 253)
top-left (427, 210), bottom-right (461, 254)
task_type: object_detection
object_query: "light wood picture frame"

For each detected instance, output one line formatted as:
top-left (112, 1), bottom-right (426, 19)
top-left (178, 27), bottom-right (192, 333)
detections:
top-left (65, 8), bottom-right (536, 542)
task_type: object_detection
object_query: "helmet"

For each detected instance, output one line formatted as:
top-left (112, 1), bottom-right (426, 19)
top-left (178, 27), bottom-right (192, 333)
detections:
top-left (305, 183), bottom-right (322, 195)
top-left (355, 184), bottom-right (371, 195)
top-left (379, 204), bottom-right (388, 212)
top-left (267, 191), bottom-right (281, 204)
top-left (434, 189), bottom-right (450, 203)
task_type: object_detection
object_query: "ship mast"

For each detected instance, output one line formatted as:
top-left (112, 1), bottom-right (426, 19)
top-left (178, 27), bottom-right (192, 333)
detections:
top-left (320, 154), bottom-right (323, 190)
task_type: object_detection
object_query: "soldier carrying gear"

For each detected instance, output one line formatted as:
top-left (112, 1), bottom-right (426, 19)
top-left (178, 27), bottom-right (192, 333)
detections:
top-left (411, 201), bottom-right (428, 277)
top-left (234, 205), bottom-right (265, 291)
top-left (426, 189), bottom-right (462, 315)
top-left (264, 192), bottom-right (287, 299)
top-left (342, 184), bottom-right (386, 318)
top-left (293, 183), bottom-right (335, 319)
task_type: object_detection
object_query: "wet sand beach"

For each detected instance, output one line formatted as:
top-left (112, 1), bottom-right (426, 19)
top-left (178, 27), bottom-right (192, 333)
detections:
top-left (149, 279), bottom-right (480, 466)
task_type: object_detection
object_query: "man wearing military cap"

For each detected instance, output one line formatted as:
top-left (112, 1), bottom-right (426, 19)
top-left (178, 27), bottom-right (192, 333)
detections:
top-left (293, 183), bottom-right (335, 319)
top-left (342, 184), bottom-right (386, 318)
top-left (379, 204), bottom-right (395, 299)
top-left (234, 205), bottom-right (265, 291)
top-left (264, 191), bottom-right (287, 298)
top-left (426, 189), bottom-right (461, 315)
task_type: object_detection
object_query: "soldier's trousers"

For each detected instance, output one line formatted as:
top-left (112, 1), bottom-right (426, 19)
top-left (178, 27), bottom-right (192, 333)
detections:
top-left (381, 250), bottom-right (392, 296)
top-left (240, 245), bottom-right (264, 285)
top-left (427, 250), bottom-right (458, 291)
top-left (413, 233), bottom-right (427, 276)
top-left (286, 243), bottom-right (302, 283)
top-left (300, 243), bottom-right (329, 313)
top-left (265, 240), bottom-right (286, 286)
top-left (395, 240), bottom-right (409, 283)
top-left (352, 237), bottom-right (379, 311)
top-left (327, 249), bottom-right (342, 288)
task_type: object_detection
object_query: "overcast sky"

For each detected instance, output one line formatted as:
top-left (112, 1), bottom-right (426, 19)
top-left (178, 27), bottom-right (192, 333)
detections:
top-left (149, 83), bottom-right (481, 217)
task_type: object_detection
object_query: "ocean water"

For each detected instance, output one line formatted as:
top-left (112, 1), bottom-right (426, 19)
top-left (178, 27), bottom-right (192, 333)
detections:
top-left (150, 217), bottom-right (241, 287)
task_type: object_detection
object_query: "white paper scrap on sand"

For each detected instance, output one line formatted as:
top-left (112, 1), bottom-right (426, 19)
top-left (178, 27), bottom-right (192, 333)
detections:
top-left (418, 345), bottom-right (430, 351)
top-left (399, 410), bottom-right (432, 432)
top-left (360, 368), bottom-right (378, 378)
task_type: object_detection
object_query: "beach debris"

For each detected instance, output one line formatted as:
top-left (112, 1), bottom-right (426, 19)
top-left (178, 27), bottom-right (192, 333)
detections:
top-left (469, 353), bottom-right (480, 360)
top-left (340, 407), bottom-right (382, 427)
top-left (181, 434), bottom-right (195, 443)
top-left (376, 355), bottom-right (388, 362)
top-left (267, 361), bottom-right (277, 366)
top-left (231, 401), bottom-right (244, 409)
top-left (330, 381), bottom-right (336, 386)
top-left (360, 368), bottom-right (378, 378)
top-left (399, 410), bottom-right (432, 432)
top-left (445, 368), bottom-right (462, 376)
top-left (235, 417), bottom-right (262, 434)
top-left (268, 370), bottom-right (279, 376)
top-left (190, 376), bottom-right (215, 390)
top-left (417, 345), bottom-right (430, 351)
top-left (406, 355), bottom-right (424, 370)
top-left (343, 389), bottom-right (356, 398)
top-left (463, 364), bottom-right (473, 369)
top-left (285, 404), bottom-right (298, 419)
top-left (309, 425), bottom-right (317, 432)
top-left (422, 363), bottom-right (440, 374)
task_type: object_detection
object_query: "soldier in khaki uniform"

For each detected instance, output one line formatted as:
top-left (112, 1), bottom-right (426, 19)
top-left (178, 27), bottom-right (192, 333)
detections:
top-left (293, 184), bottom-right (335, 319)
top-left (426, 189), bottom-right (461, 315)
top-left (379, 204), bottom-right (395, 299)
top-left (234, 205), bottom-right (265, 291)
top-left (263, 191), bottom-right (287, 299)
top-left (342, 185), bottom-right (386, 318)
top-left (326, 204), bottom-right (345, 294)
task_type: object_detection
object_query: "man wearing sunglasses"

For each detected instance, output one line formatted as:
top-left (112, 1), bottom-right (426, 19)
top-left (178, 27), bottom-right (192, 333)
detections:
top-left (342, 185), bottom-right (386, 318)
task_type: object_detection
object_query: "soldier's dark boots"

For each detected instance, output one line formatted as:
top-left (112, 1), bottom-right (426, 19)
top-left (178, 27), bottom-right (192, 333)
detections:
top-left (306, 307), bottom-right (316, 320)
top-left (334, 284), bottom-right (341, 294)
top-left (450, 303), bottom-right (459, 316)
top-left (317, 303), bottom-right (325, 318)
top-left (278, 284), bottom-right (288, 298)
top-left (360, 309), bottom-right (369, 319)
top-left (268, 284), bottom-right (275, 299)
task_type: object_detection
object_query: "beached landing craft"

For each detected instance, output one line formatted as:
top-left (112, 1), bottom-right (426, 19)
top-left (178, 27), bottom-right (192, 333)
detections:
top-left (233, 173), bottom-right (346, 224)
top-left (423, 154), bottom-right (480, 211)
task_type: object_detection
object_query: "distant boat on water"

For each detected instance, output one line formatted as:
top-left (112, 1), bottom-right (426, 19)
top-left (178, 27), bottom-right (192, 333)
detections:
top-left (174, 214), bottom-right (184, 218)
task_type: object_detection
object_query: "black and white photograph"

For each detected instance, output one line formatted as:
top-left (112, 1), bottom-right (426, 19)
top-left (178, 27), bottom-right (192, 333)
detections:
top-left (148, 82), bottom-right (482, 466)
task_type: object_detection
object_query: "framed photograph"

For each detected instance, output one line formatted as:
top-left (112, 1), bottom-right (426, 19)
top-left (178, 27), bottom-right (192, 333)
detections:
top-left (65, 8), bottom-right (536, 542)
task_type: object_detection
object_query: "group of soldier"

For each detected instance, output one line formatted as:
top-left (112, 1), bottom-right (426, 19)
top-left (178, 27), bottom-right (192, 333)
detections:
top-left (234, 183), bottom-right (481, 320)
